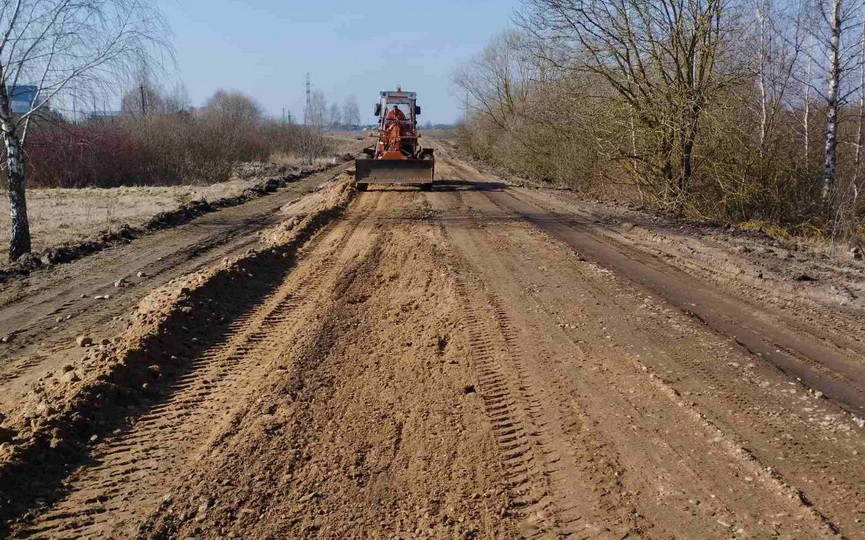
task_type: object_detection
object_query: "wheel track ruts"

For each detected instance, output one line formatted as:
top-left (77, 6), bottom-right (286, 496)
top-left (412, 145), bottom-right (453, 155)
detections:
top-left (533, 230), bottom-right (851, 537)
top-left (0, 204), bottom-right (285, 388)
top-left (12, 201), bottom-right (377, 539)
top-left (507, 193), bottom-right (865, 400)
top-left (431, 193), bottom-right (570, 538)
top-left (452, 275), bottom-right (569, 539)
top-left (486, 295), bottom-right (599, 537)
top-left (437, 192), bottom-right (639, 538)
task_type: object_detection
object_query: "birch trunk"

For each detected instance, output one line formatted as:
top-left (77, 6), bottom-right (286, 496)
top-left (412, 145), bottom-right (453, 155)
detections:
top-left (757, 0), bottom-right (769, 150)
top-left (805, 35), bottom-right (813, 162)
top-left (823, 0), bottom-right (842, 204)
top-left (855, 15), bottom-right (865, 179)
top-left (0, 77), bottom-right (31, 261)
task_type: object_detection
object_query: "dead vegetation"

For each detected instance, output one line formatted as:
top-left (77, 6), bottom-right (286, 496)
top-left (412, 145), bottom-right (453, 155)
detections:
top-left (454, 1), bottom-right (865, 244)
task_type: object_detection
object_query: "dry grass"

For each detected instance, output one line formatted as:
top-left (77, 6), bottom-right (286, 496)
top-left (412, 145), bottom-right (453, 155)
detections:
top-left (268, 152), bottom-right (334, 170)
top-left (0, 134), bottom-right (368, 255)
top-left (0, 178), bottom-right (266, 252)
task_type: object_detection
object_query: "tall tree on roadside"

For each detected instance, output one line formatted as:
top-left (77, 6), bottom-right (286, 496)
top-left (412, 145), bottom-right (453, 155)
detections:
top-left (0, 0), bottom-right (169, 261)
top-left (518, 0), bottom-right (738, 214)
top-left (452, 29), bottom-right (535, 131)
top-left (803, 0), bottom-right (865, 206)
top-left (308, 90), bottom-right (327, 131)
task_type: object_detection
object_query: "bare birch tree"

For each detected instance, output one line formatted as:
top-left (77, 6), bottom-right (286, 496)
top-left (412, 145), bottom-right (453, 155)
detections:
top-left (0, 0), bottom-right (169, 260)
top-left (801, 0), bottom-right (865, 205)
top-left (328, 102), bottom-right (340, 129)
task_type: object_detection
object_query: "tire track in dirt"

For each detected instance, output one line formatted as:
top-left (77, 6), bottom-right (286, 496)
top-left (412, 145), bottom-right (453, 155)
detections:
top-left (431, 187), bottom-right (642, 539)
top-left (139, 189), bottom-right (515, 539)
top-left (451, 273), bottom-right (561, 537)
top-left (487, 188), bottom-right (865, 417)
top-left (425, 151), bottom-right (850, 538)
top-left (456, 186), bottom-right (851, 538)
top-left (0, 166), bottom-right (355, 412)
top-left (9, 192), bottom-right (386, 539)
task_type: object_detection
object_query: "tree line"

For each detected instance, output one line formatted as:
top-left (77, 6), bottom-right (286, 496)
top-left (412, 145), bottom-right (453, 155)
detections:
top-left (454, 0), bottom-right (865, 241)
top-left (26, 84), bottom-right (332, 190)
top-left (306, 90), bottom-right (361, 130)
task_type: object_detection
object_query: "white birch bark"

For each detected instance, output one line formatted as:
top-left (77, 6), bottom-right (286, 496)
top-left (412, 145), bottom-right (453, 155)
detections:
top-left (822, 0), bottom-right (842, 204)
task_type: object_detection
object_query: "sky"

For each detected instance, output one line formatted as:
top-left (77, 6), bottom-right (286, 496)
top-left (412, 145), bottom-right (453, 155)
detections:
top-left (157, 0), bottom-right (521, 125)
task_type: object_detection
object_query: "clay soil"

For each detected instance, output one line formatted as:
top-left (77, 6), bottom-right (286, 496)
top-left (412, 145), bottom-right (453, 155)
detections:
top-left (0, 141), bottom-right (864, 539)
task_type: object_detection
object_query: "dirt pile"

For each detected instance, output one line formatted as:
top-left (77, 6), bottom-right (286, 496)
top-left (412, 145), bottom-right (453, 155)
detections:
top-left (141, 191), bottom-right (516, 540)
top-left (0, 174), bottom-right (357, 523)
top-left (0, 162), bottom-right (343, 284)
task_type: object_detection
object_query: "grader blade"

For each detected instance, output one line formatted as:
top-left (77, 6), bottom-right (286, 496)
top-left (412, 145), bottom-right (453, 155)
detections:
top-left (355, 158), bottom-right (434, 185)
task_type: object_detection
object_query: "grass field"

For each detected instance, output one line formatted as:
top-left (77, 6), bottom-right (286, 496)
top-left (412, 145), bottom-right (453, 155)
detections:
top-left (0, 179), bottom-right (267, 252)
top-left (0, 135), bottom-right (364, 254)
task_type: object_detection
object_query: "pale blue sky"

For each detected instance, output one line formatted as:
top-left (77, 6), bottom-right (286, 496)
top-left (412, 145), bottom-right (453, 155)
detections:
top-left (158, 0), bottom-right (520, 124)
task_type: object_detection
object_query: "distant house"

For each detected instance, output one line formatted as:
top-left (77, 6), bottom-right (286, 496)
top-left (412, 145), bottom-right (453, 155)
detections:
top-left (9, 85), bottom-right (39, 114)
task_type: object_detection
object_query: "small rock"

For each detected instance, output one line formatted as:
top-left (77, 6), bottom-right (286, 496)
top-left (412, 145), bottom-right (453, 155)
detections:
top-left (195, 500), bottom-right (210, 521)
top-left (298, 492), bottom-right (318, 503)
top-left (60, 370), bottom-right (80, 384)
top-left (61, 363), bottom-right (74, 372)
top-left (137, 271), bottom-right (147, 278)
top-left (100, 338), bottom-right (111, 346)
top-left (113, 278), bottom-right (126, 288)
top-left (76, 336), bottom-right (93, 347)
top-left (814, 391), bottom-right (824, 399)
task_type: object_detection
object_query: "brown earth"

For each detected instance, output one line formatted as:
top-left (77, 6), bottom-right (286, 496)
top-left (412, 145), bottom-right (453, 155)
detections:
top-left (0, 140), bottom-right (864, 539)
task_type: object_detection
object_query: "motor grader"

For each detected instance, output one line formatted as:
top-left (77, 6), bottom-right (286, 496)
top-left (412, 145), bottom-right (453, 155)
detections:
top-left (355, 88), bottom-right (434, 191)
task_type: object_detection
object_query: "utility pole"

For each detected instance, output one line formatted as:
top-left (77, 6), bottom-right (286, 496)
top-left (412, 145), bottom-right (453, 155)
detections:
top-left (140, 84), bottom-right (147, 117)
top-left (303, 73), bottom-right (312, 126)
top-left (282, 106), bottom-right (286, 125)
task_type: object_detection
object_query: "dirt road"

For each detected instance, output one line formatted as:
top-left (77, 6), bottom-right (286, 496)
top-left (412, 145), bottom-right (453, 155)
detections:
top-left (1, 145), bottom-right (864, 539)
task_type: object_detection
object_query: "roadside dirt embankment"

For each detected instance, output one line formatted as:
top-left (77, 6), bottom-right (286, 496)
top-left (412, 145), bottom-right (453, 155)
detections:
top-left (0, 160), bottom-right (352, 284)
top-left (0, 174), bottom-right (356, 525)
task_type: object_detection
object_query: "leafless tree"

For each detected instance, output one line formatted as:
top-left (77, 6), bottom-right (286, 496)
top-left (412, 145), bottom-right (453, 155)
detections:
top-left (342, 95), bottom-right (360, 129)
top-left (518, 0), bottom-right (742, 213)
top-left (328, 102), bottom-right (340, 129)
top-left (0, 0), bottom-right (169, 260)
top-left (307, 89), bottom-right (327, 131)
top-left (121, 73), bottom-right (189, 117)
top-left (452, 29), bottom-right (536, 130)
top-left (800, 0), bottom-right (865, 205)
top-left (754, 0), bottom-right (807, 153)
top-left (204, 89), bottom-right (262, 125)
